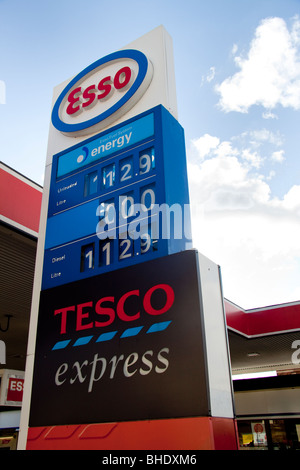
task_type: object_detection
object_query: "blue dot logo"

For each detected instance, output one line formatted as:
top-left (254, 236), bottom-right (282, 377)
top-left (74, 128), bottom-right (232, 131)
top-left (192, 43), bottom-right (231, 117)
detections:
top-left (77, 146), bottom-right (89, 164)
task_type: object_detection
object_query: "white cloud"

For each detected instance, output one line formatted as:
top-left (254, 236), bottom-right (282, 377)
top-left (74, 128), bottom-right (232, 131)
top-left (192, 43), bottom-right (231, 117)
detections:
top-left (206, 66), bottom-right (216, 82)
top-left (188, 134), bottom-right (300, 309)
top-left (281, 185), bottom-right (300, 212)
top-left (271, 149), bottom-right (285, 163)
top-left (191, 129), bottom-right (284, 169)
top-left (216, 16), bottom-right (300, 113)
top-left (201, 66), bottom-right (216, 86)
top-left (266, 170), bottom-right (276, 180)
top-left (214, 140), bottom-right (238, 159)
top-left (246, 129), bottom-right (284, 147)
top-left (241, 148), bottom-right (263, 168)
top-left (231, 44), bottom-right (238, 56)
top-left (188, 16), bottom-right (300, 308)
top-left (192, 134), bottom-right (220, 159)
top-left (262, 111), bottom-right (278, 119)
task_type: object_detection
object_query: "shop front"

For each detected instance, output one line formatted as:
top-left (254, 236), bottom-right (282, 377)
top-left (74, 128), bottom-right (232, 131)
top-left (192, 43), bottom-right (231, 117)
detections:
top-left (237, 418), bottom-right (300, 450)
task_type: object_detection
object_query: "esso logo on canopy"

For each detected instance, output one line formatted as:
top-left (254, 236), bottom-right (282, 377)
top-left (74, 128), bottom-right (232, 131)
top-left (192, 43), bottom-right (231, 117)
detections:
top-left (51, 49), bottom-right (153, 137)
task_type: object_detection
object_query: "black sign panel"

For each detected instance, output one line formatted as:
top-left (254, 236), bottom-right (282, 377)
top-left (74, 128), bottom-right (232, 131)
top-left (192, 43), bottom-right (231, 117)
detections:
top-left (29, 250), bottom-right (210, 427)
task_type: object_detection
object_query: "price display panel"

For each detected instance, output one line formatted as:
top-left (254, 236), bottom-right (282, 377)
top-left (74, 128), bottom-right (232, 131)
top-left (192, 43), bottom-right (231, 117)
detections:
top-left (42, 105), bottom-right (190, 290)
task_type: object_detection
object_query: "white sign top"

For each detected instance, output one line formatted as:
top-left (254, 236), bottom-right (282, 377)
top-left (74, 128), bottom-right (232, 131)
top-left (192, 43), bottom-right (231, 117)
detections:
top-left (46, 26), bottom-right (178, 163)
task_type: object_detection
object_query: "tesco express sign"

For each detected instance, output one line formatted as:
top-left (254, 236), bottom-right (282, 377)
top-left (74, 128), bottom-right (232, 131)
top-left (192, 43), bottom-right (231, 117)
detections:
top-left (52, 50), bottom-right (153, 137)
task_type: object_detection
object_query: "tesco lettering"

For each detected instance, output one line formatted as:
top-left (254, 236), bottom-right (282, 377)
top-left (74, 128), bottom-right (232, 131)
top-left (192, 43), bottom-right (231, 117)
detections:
top-left (55, 283), bottom-right (175, 335)
top-left (67, 66), bottom-right (133, 116)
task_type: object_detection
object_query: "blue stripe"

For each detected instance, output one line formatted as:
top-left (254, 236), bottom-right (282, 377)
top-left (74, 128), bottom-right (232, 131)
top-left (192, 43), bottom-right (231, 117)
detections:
top-left (52, 339), bottom-right (71, 350)
top-left (96, 331), bottom-right (118, 342)
top-left (147, 321), bottom-right (172, 334)
top-left (51, 320), bottom-right (170, 351)
top-left (121, 326), bottom-right (143, 338)
top-left (73, 335), bottom-right (94, 347)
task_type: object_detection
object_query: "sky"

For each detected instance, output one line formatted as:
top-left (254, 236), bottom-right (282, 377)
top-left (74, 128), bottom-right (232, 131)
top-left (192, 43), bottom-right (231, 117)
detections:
top-left (1, 0), bottom-right (300, 309)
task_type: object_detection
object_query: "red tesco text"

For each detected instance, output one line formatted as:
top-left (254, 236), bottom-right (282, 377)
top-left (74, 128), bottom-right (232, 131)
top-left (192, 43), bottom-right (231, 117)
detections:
top-left (55, 283), bottom-right (175, 335)
top-left (66, 66), bottom-right (132, 116)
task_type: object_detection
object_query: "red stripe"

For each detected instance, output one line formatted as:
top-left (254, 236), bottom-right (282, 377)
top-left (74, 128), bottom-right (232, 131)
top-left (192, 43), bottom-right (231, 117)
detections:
top-left (0, 168), bottom-right (42, 233)
top-left (225, 299), bottom-right (300, 336)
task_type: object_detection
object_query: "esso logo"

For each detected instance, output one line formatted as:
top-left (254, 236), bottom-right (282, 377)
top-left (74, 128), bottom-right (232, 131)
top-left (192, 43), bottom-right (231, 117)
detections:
top-left (51, 50), bottom-right (153, 137)
top-left (66, 66), bottom-right (133, 116)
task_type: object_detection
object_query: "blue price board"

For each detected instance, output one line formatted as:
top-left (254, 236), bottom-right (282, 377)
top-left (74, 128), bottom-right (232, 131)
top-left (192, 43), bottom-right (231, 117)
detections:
top-left (42, 105), bottom-right (191, 290)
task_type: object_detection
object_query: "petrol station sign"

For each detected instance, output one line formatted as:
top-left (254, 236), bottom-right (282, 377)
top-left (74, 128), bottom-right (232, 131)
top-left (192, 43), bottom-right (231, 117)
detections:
top-left (31, 33), bottom-right (193, 424)
top-left (0, 370), bottom-right (24, 406)
top-left (29, 250), bottom-right (209, 426)
top-left (19, 27), bottom-right (237, 450)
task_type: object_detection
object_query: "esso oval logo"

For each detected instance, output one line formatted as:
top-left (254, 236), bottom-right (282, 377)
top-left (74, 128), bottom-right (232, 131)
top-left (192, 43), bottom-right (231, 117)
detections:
top-left (51, 49), bottom-right (153, 137)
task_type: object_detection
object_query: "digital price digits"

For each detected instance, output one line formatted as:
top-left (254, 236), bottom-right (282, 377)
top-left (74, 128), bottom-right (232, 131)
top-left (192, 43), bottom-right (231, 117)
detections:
top-left (42, 106), bottom-right (190, 289)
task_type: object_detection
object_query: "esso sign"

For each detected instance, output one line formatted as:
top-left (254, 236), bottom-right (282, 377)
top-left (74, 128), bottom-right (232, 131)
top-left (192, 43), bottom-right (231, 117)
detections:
top-left (52, 50), bottom-right (153, 137)
top-left (66, 66), bottom-right (133, 116)
top-left (7, 377), bottom-right (24, 402)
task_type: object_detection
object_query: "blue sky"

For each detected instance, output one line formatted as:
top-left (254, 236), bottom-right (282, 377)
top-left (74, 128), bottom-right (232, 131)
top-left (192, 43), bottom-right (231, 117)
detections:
top-left (1, 0), bottom-right (300, 308)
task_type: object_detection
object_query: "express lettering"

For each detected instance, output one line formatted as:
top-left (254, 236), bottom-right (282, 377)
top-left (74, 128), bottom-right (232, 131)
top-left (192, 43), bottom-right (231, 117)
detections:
top-left (55, 346), bottom-right (170, 393)
top-left (54, 283), bottom-right (174, 335)
top-left (66, 66), bottom-right (132, 116)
